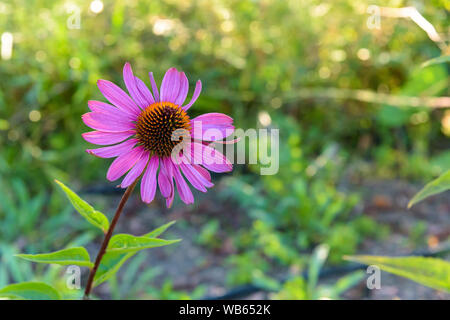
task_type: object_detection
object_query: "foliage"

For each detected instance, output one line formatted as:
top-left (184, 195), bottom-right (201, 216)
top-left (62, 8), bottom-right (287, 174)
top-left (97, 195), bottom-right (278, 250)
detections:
top-left (223, 116), bottom-right (389, 286)
top-left (344, 255), bottom-right (450, 292)
top-left (94, 221), bottom-right (178, 286)
top-left (272, 245), bottom-right (365, 300)
top-left (55, 180), bottom-right (109, 232)
top-left (0, 281), bottom-right (61, 300)
top-left (106, 251), bottom-right (206, 299)
top-left (0, 0), bottom-right (448, 299)
top-left (0, 0), bottom-right (448, 189)
top-left (344, 162), bottom-right (450, 293)
top-left (408, 169), bottom-right (450, 208)
top-left (16, 247), bottom-right (93, 268)
top-left (0, 181), bottom-right (179, 299)
top-left (421, 55), bottom-right (450, 68)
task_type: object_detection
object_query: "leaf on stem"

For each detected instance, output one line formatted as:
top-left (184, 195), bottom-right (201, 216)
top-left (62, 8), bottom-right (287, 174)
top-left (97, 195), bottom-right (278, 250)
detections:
top-left (93, 221), bottom-right (178, 286)
top-left (55, 180), bottom-right (109, 232)
top-left (94, 251), bottom-right (134, 287)
top-left (144, 220), bottom-right (176, 238)
top-left (106, 234), bottom-right (180, 253)
top-left (0, 282), bottom-right (61, 300)
top-left (408, 170), bottom-right (450, 208)
top-left (343, 255), bottom-right (450, 292)
top-left (16, 247), bottom-right (93, 268)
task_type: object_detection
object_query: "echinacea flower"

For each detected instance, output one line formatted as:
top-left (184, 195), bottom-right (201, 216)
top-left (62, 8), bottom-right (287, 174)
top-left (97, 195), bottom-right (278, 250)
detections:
top-left (82, 63), bottom-right (235, 207)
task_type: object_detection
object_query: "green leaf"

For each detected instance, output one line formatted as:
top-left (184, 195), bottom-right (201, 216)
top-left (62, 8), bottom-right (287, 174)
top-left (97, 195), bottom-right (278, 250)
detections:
top-left (344, 255), bottom-right (450, 292)
top-left (0, 282), bottom-right (60, 300)
top-left (376, 105), bottom-right (412, 127)
top-left (421, 55), bottom-right (450, 68)
top-left (55, 180), bottom-right (109, 232)
top-left (94, 221), bottom-right (178, 286)
top-left (330, 271), bottom-right (365, 297)
top-left (144, 220), bottom-right (177, 238)
top-left (94, 251), bottom-right (134, 287)
top-left (16, 247), bottom-right (93, 268)
top-left (307, 244), bottom-right (329, 298)
top-left (377, 64), bottom-right (446, 127)
top-left (95, 237), bottom-right (179, 286)
top-left (408, 170), bottom-right (450, 208)
top-left (107, 234), bottom-right (180, 253)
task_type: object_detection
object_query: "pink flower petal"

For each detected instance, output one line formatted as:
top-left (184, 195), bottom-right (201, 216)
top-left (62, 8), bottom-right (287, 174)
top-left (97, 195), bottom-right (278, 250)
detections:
top-left (174, 72), bottom-right (189, 106)
top-left (87, 101), bottom-right (136, 121)
top-left (190, 142), bottom-right (232, 173)
top-left (160, 67), bottom-right (180, 104)
top-left (182, 80), bottom-right (202, 111)
top-left (82, 112), bottom-right (135, 132)
top-left (166, 188), bottom-right (174, 208)
top-left (86, 139), bottom-right (138, 158)
top-left (141, 155), bottom-right (159, 203)
top-left (149, 72), bottom-right (160, 102)
top-left (82, 130), bottom-right (135, 145)
top-left (172, 162), bottom-right (194, 204)
top-left (121, 151), bottom-right (150, 188)
top-left (123, 62), bottom-right (149, 109)
top-left (134, 76), bottom-right (155, 106)
top-left (180, 162), bottom-right (213, 192)
top-left (97, 79), bottom-right (141, 116)
top-left (191, 113), bottom-right (234, 141)
top-left (106, 146), bottom-right (145, 181)
top-left (158, 157), bottom-right (174, 198)
top-left (193, 164), bottom-right (212, 183)
top-left (179, 163), bottom-right (206, 192)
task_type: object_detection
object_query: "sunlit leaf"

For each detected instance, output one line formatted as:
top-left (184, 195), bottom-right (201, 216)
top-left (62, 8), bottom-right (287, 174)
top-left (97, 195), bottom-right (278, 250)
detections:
top-left (421, 55), bottom-right (450, 68)
top-left (0, 282), bottom-right (60, 300)
top-left (408, 170), bottom-right (450, 208)
top-left (344, 255), bottom-right (450, 292)
top-left (107, 234), bottom-right (180, 253)
top-left (16, 247), bottom-right (93, 268)
top-left (55, 180), bottom-right (109, 232)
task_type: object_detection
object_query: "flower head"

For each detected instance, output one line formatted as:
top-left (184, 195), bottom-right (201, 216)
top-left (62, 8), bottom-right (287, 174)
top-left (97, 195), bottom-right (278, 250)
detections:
top-left (82, 63), bottom-right (235, 207)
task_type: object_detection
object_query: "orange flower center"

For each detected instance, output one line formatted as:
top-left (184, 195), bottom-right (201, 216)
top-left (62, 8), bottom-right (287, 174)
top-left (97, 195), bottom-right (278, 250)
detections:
top-left (135, 102), bottom-right (191, 157)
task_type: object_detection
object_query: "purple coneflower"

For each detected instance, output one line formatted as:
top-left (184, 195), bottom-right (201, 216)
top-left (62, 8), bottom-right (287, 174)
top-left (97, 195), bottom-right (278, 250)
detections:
top-left (82, 63), bottom-right (234, 207)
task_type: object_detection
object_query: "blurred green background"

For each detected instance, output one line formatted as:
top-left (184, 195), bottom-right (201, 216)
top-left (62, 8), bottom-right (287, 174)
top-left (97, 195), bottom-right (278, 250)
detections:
top-left (0, 0), bottom-right (449, 299)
